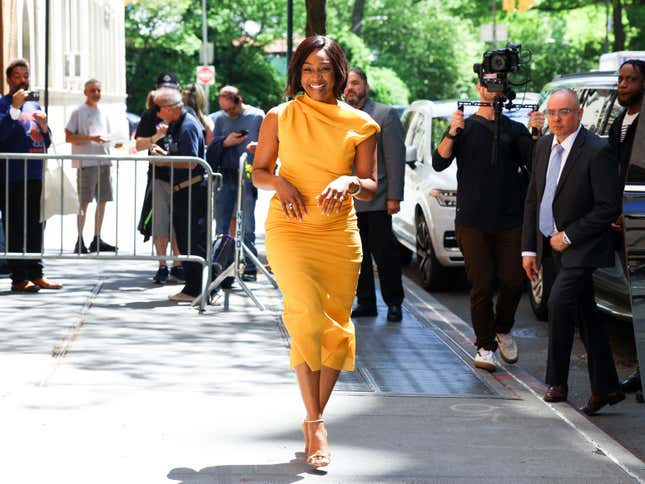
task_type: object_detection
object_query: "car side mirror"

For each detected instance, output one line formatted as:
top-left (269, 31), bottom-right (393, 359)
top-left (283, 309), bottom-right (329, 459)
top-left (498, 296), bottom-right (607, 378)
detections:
top-left (405, 145), bottom-right (417, 168)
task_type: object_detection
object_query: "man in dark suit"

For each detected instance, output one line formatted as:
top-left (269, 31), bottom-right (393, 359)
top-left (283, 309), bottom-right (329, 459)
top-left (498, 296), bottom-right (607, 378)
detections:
top-left (344, 67), bottom-right (406, 322)
top-left (607, 59), bottom-right (644, 394)
top-left (522, 88), bottom-right (624, 414)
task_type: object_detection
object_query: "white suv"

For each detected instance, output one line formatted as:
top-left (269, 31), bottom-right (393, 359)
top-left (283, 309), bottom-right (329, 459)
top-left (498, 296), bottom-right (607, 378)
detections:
top-left (393, 97), bottom-right (538, 290)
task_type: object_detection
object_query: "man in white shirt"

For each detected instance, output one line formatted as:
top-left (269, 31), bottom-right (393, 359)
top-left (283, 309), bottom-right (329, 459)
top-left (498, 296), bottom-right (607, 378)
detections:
top-left (65, 79), bottom-right (117, 253)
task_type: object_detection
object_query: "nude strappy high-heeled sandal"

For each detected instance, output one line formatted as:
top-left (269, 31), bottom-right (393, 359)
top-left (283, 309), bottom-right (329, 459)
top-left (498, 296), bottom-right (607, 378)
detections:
top-left (304, 418), bottom-right (331, 468)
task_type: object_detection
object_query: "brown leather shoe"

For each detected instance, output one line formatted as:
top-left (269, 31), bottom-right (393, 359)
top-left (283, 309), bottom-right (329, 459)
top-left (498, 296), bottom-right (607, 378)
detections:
top-left (544, 384), bottom-right (568, 402)
top-left (11, 280), bottom-right (41, 292)
top-left (580, 391), bottom-right (626, 416)
top-left (31, 277), bottom-right (63, 289)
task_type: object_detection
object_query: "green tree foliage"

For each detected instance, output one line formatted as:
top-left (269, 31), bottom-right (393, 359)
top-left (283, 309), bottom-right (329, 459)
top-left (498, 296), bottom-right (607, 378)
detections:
top-left (125, 0), bottom-right (201, 115)
top-left (358, 0), bottom-right (480, 100)
top-left (503, 7), bottom-right (605, 92)
top-left (125, 0), bottom-right (300, 114)
top-left (125, 0), bottom-right (643, 114)
top-left (335, 31), bottom-right (409, 104)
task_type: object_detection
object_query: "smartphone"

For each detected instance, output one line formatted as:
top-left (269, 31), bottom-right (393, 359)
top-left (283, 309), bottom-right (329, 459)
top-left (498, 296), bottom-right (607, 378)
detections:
top-left (25, 91), bottom-right (40, 102)
top-left (237, 129), bottom-right (249, 136)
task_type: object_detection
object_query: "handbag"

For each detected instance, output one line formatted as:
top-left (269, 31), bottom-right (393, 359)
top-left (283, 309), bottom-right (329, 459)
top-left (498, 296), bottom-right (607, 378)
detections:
top-left (40, 159), bottom-right (80, 222)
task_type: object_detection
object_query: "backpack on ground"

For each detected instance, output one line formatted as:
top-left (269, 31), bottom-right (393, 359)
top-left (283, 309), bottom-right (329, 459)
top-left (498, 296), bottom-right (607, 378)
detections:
top-left (211, 234), bottom-right (235, 291)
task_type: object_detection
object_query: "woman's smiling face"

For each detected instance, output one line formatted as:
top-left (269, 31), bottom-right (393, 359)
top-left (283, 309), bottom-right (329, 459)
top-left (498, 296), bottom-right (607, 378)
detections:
top-left (301, 49), bottom-right (336, 104)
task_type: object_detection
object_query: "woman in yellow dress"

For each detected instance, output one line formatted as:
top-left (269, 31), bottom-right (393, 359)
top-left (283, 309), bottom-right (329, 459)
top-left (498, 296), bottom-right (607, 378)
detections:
top-left (252, 36), bottom-right (379, 468)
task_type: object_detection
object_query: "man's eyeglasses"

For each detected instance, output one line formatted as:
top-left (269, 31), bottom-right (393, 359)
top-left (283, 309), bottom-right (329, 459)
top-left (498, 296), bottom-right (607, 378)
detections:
top-left (545, 108), bottom-right (575, 118)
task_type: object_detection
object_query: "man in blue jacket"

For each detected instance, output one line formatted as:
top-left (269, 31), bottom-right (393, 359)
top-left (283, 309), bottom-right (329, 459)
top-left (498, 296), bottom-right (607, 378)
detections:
top-left (0, 58), bottom-right (62, 292)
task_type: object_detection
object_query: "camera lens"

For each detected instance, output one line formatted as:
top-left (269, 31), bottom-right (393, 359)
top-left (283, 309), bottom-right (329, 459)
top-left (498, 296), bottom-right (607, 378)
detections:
top-left (490, 54), bottom-right (507, 72)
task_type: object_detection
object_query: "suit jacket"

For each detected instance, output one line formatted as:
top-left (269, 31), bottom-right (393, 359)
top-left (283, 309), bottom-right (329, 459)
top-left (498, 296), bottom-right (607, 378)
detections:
top-left (608, 109), bottom-right (639, 185)
top-left (522, 126), bottom-right (620, 268)
top-left (354, 99), bottom-right (405, 212)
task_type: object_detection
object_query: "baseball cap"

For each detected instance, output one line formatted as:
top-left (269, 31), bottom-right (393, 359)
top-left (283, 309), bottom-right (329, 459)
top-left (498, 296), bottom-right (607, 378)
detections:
top-left (156, 71), bottom-right (179, 89)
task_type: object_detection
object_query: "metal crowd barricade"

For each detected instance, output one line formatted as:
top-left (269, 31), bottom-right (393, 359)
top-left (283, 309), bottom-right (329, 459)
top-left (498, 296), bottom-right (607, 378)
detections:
top-left (201, 152), bottom-right (278, 311)
top-left (0, 152), bottom-right (222, 312)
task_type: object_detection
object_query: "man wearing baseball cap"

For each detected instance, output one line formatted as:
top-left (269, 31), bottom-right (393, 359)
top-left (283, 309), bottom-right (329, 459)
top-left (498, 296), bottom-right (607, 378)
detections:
top-left (156, 71), bottom-right (179, 89)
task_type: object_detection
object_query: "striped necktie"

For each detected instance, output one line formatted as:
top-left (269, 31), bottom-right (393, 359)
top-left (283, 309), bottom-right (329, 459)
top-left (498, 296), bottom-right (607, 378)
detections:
top-left (539, 144), bottom-right (564, 237)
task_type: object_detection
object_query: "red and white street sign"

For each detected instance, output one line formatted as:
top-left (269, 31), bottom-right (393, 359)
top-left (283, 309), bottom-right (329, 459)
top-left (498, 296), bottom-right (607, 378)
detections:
top-left (196, 65), bottom-right (215, 85)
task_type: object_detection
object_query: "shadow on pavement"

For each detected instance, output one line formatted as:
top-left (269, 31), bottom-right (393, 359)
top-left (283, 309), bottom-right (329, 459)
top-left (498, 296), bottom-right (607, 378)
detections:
top-left (167, 454), bottom-right (312, 483)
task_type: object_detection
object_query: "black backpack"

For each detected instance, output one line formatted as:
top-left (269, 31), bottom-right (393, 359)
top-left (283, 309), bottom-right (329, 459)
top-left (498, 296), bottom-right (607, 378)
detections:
top-left (211, 234), bottom-right (235, 290)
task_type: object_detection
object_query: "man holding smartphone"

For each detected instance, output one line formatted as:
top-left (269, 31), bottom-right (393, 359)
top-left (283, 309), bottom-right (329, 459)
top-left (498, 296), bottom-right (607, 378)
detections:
top-left (209, 85), bottom-right (264, 282)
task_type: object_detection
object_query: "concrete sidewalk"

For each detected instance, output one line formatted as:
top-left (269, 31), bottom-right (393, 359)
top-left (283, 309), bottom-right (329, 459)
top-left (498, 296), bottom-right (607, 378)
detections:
top-left (1, 258), bottom-right (644, 483)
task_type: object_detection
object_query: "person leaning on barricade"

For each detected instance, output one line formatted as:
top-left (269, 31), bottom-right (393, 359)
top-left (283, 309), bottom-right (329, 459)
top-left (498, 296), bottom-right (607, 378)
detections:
top-left (149, 88), bottom-right (207, 303)
top-left (0, 58), bottom-right (62, 292)
top-left (65, 78), bottom-right (118, 254)
top-left (432, 68), bottom-right (544, 373)
top-left (135, 72), bottom-right (185, 285)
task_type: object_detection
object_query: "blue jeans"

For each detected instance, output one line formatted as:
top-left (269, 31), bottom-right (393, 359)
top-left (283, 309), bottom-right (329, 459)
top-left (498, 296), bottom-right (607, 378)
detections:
top-left (214, 172), bottom-right (258, 272)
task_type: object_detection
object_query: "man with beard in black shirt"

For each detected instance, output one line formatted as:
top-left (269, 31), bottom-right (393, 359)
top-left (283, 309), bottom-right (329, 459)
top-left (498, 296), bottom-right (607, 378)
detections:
top-left (608, 59), bottom-right (645, 396)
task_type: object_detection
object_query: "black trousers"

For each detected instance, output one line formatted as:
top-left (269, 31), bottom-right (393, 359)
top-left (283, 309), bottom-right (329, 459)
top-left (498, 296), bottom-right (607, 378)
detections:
top-left (545, 246), bottom-right (620, 395)
top-left (0, 180), bottom-right (44, 282)
top-left (356, 210), bottom-right (404, 308)
top-left (172, 183), bottom-right (207, 297)
top-left (455, 225), bottom-right (524, 351)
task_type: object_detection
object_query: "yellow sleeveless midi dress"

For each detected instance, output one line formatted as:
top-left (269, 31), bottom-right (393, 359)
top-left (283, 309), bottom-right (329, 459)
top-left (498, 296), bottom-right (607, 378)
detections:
top-left (265, 94), bottom-right (379, 372)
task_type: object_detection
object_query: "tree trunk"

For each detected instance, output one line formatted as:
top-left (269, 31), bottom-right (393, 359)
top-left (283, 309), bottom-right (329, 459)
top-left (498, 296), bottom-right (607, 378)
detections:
top-left (306, 0), bottom-right (327, 36)
top-left (612, 0), bottom-right (625, 51)
top-left (351, 0), bottom-right (366, 35)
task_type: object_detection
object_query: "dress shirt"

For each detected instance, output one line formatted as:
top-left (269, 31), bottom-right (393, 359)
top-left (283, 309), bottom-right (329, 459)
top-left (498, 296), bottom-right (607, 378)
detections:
top-left (522, 123), bottom-right (582, 257)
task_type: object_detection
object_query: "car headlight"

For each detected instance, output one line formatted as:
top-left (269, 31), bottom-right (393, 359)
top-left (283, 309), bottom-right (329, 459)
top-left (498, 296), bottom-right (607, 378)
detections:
top-left (430, 189), bottom-right (457, 207)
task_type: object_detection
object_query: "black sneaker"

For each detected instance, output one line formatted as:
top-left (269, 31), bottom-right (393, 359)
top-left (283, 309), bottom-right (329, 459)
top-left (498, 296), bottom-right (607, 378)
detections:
top-left (153, 266), bottom-right (169, 284)
top-left (169, 265), bottom-right (185, 282)
top-left (242, 271), bottom-right (257, 282)
top-left (89, 237), bottom-right (117, 252)
top-left (73, 237), bottom-right (88, 254)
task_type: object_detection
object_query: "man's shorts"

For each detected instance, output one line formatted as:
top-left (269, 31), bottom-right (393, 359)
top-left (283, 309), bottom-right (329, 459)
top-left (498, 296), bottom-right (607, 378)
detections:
top-left (77, 166), bottom-right (113, 204)
top-left (151, 178), bottom-right (174, 238)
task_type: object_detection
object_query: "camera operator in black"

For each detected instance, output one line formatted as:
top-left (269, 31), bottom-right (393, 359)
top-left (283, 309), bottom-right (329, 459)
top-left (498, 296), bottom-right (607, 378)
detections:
top-left (432, 74), bottom-right (544, 372)
top-left (151, 88), bottom-right (207, 302)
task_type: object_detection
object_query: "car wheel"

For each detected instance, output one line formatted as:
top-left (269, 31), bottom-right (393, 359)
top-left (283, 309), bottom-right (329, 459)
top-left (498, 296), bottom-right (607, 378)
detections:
top-left (528, 265), bottom-right (549, 321)
top-left (416, 212), bottom-right (444, 290)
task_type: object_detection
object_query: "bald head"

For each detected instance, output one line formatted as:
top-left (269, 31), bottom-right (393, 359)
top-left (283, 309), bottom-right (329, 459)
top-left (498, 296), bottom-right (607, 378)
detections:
top-left (546, 89), bottom-right (583, 142)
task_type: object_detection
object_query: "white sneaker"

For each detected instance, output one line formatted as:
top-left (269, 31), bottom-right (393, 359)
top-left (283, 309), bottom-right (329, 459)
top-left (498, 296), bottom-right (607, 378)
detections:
top-left (474, 348), bottom-right (497, 372)
top-left (496, 332), bottom-right (519, 364)
top-left (168, 291), bottom-right (195, 303)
